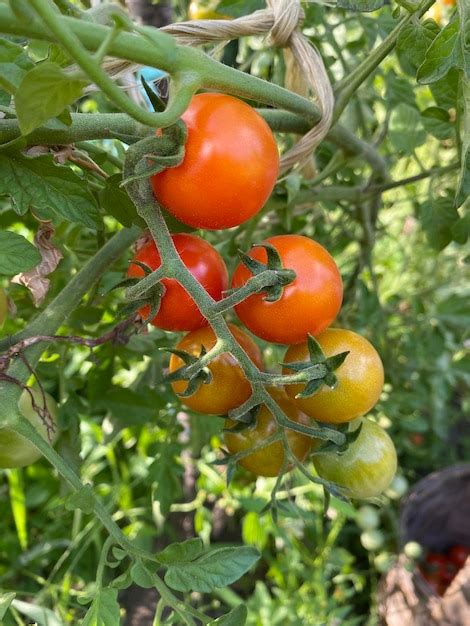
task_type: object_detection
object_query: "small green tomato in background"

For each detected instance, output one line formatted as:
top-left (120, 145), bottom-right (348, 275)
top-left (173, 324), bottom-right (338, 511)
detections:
top-left (357, 505), bottom-right (380, 530)
top-left (361, 529), bottom-right (385, 551)
top-left (0, 387), bottom-right (59, 468)
top-left (404, 541), bottom-right (423, 560)
top-left (386, 473), bottom-right (409, 499)
top-left (313, 418), bottom-right (397, 499)
top-left (0, 288), bottom-right (7, 327)
top-left (374, 552), bottom-right (395, 573)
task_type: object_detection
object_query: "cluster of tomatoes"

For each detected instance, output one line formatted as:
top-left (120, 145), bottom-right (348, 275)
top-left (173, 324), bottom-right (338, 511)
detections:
top-left (127, 93), bottom-right (397, 499)
top-left (418, 545), bottom-right (469, 596)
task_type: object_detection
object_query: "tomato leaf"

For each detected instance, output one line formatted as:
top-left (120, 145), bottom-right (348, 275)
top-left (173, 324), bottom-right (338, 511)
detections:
top-left (156, 538), bottom-right (204, 564)
top-left (0, 153), bottom-right (102, 229)
top-left (217, 0), bottom-right (264, 18)
top-left (81, 588), bottom-right (121, 626)
top-left (455, 75), bottom-right (470, 208)
top-left (420, 197), bottom-right (460, 250)
top-left (396, 20), bottom-right (439, 77)
top-left (0, 231), bottom-right (41, 276)
top-left (0, 593), bottom-right (15, 620)
top-left (421, 107), bottom-right (454, 140)
top-left (336, 0), bottom-right (385, 12)
top-left (99, 174), bottom-right (141, 228)
top-left (0, 37), bottom-right (34, 94)
top-left (417, 16), bottom-right (465, 84)
top-left (164, 546), bottom-right (260, 592)
top-left (389, 104), bottom-right (426, 153)
top-left (149, 443), bottom-right (183, 516)
top-left (64, 484), bottom-right (95, 514)
top-left (209, 604), bottom-right (248, 625)
top-left (130, 562), bottom-right (155, 588)
top-left (15, 62), bottom-right (88, 135)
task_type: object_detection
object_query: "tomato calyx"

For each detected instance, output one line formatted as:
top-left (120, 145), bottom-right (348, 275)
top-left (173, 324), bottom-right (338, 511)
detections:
top-left (236, 243), bottom-right (296, 303)
top-left (112, 263), bottom-right (166, 323)
top-left (164, 345), bottom-right (213, 398)
top-left (282, 334), bottom-right (350, 398)
top-left (313, 421), bottom-right (363, 455)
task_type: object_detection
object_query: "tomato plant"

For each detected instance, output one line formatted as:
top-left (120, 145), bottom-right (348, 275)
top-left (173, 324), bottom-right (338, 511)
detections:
top-left (0, 288), bottom-right (7, 327)
top-left (231, 235), bottom-right (343, 345)
top-left (151, 93), bottom-right (279, 230)
top-left (0, 387), bottom-right (58, 469)
top-left (283, 328), bottom-right (384, 424)
top-left (169, 324), bottom-right (263, 415)
top-left (313, 419), bottom-right (397, 499)
top-left (224, 390), bottom-right (312, 477)
top-left (127, 233), bottom-right (228, 331)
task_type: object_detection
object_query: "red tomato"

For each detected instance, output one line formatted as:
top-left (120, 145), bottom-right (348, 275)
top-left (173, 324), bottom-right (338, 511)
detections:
top-left (128, 233), bottom-right (228, 331)
top-left (224, 389), bottom-right (313, 477)
top-left (448, 545), bottom-right (470, 569)
top-left (169, 324), bottom-right (263, 415)
top-left (283, 328), bottom-right (384, 424)
top-left (151, 93), bottom-right (279, 230)
top-left (231, 235), bottom-right (343, 344)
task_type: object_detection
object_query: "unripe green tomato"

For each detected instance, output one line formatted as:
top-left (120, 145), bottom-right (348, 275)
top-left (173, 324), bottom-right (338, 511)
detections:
top-left (313, 418), bottom-right (397, 499)
top-left (357, 505), bottom-right (380, 530)
top-left (386, 474), bottom-right (409, 499)
top-left (374, 551), bottom-right (394, 573)
top-left (0, 387), bottom-right (59, 468)
top-left (404, 541), bottom-right (423, 560)
top-left (360, 529), bottom-right (385, 551)
top-left (0, 288), bottom-right (7, 327)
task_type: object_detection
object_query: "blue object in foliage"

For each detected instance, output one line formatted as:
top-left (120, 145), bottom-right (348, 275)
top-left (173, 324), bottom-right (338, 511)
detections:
top-left (138, 67), bottom-right (166, 108)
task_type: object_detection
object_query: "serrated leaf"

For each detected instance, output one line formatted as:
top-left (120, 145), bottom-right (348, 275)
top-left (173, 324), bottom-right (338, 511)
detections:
top-left (0, 231), bottom-right (41, 275)
top-left (209, 604), bottom-right (248, 626)
top-left (149, 443), bottom-right (183, 516)
top-left (0, 592), bottom-right (15, 620)
top-left (420, 197), bottom-right (460, 250)
top-left (81, 588), bottom-right (120, 626)
top-left (157, 538), bottom-right (204, 565)
top-left (421, 106), bottom-right (454, 140)
top-left (164, 546), bottom-right (260, 593)
top-left (389, 104), bottom-right (426, 153)
top-left (15, 62), bottom-right (88, 135)
top-left (0, 153), bottom-right (102, 229)
top-left (417, 17), bottom-right (463, 84)
top-left (396, 20), bottom-right (440, 76)
top-left (337, 0), bottom-right (384, 11)
top-left (64, 485), bottom-right (95, 514)
top-left (0, 37), bottom-right (34, 94)
top-left (130, 562), bottom-right (155, 589)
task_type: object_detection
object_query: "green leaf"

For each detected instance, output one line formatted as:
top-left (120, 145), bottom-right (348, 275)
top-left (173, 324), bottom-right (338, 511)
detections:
top-left (64, 484), bottom-right (95, 514)
top-left (156, 538), bottom-right (204, 565)
top-left (81, 588), bottom-right (121, 626)
top-left (10, 599), bottom-right (62, 626)
top-left (0, 593), bottom-right (15, 620)
top-left (0, 153), bottom-right (102, 229)
top-left (209, 605), bottom-right (248, 626)
top-left (242, 511), bottom-right (268, 550)
top-left (420, 197), bottom-right (460, 250)
top-left (389, 104), bottom-right (426, 153)
top-left (0, 230), bottom-right (41, 275)
top-left (385, 71), bottom-right (416, 108)
top-left (217, 0), bottom-right (264, 18)
top-left (164, 546), bottom-right (260, 593)
top-left (149, 443), bottom-right (183, 516)
top-left (396, 20), bottom-right (439, 76)
top-left (456, 75), bottom-right (470, 208)
top-left (417, 17), bottom-right (464, 84)
top-left (337, 0), bottom-right (384, 11)
top-left (421, 107), bottom-right (454, 140)
top-left (130, 562), bottom-right (155, 589)
top-left (15, 62), bottom-right (88, 135)
top-left (7, 470), bottom-right (27, 550)
top-left (430, 68), bottom-right (460, 109)
top-left (99, 174), bottom-right (140, 228)
top-left (94, 387), bottom-right (166, 424)
top-left (0, 37), bottom-right (34, 94)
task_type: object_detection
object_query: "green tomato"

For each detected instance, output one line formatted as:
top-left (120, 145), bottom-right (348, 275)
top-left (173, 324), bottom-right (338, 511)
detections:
top-left (361, 529), bottom-right (385, 551)
top-left (386, 474), bottom-right (409, 499)
top-left (374, 551), bottom-right (395, 573)
top-left (357, 505), bottom-right (380, 530)
top-left (404, 541), bottom-right (423, 560)
top-left (313, 418), bottom-right (397, 499)
top-left (0, 387), bottom-right (59, 468)
top-left (0, 288), bottom-right (7, 327)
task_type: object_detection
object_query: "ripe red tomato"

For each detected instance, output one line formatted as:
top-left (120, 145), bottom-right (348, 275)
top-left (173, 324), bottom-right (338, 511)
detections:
top-left (231, 235), bottom-right (343, 345)
top-left (0, 387), bottom-right (58, 468)
top-left (448, 545), bottom-right (469, 569)
top-left (169, 324), bottom-right (263, 415)
top-left (224, 389), bottom-right (312, 477)
top-left (128, 233), bottom-right (228, 331)
top-left (151, 93), bottom-right (279, 230)
top-left (283, 328), bottom-right (384, 424)
top-left (312, 418), bottom-right (397, 499)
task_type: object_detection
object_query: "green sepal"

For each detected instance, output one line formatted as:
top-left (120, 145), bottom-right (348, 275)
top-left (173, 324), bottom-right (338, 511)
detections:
top-left (296, 378), bottom-right (323, 399)
top-left (140, 76), bottom-right (166, 113)
top-left (325, 351), bottom-right (350, 372)
top-left (307, 334), bottom-right (326, 362)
